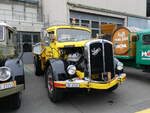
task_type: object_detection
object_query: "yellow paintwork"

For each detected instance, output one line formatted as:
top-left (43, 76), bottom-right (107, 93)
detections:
top-left (54, 73), bottom-right (126, 89)
top-left (76, 70), bottom-right (84, 79)
top-left (47, 25), bottom-right (91, 33)
top-left (37, 25), bottom-right (91, 70)
top-left (135, 109), bottom-right (150, 113)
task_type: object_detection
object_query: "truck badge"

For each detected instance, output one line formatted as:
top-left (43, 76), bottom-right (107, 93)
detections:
top-left (91, 47), bottom-right (101, 56)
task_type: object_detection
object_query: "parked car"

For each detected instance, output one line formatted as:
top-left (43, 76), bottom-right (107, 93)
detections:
top-left (0, 22), bottom-right (25, 109)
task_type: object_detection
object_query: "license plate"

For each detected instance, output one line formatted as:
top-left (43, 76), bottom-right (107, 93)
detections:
top-left (0, 81), bottom-right (16, 90)
top-left (66, 83), bottom-right (79, 88)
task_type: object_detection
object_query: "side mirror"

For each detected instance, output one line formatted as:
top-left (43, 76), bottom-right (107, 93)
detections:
top-left (32, 43), bottom-right (44, 55)
top-left (16, 50), bottom-right (24, 64)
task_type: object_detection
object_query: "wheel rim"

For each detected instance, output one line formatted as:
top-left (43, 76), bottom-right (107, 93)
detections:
top-left (47, 67), bottom-right (54, 93)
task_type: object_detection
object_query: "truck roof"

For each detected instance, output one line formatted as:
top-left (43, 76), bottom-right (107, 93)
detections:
top-left (136, 29), bottom-right (150, 35)
top-left (46, 25), bottom-right (91, 32)
top-left (0, 22), bottom-right (16, 32)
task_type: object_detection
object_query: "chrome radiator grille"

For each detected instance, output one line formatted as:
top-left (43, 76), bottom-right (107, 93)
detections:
top-left (85, 39), bottom-right (115, 81)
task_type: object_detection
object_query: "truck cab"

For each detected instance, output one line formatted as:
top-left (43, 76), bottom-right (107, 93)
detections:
top-left (0, 22), bottom-right (25, 109)
top-left (33, 25), bottom-right (126, 102)
top-left (136, 30), bottom-right (150, 70)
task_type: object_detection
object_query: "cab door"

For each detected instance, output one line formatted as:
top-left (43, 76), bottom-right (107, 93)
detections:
top-left (136, 34), bottom-right (150, 65)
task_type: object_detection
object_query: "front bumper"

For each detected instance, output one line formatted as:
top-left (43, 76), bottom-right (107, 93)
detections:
top-left (54, 73), bottom-right (126, 90)
top-left (0, 84), bottom-right (24, 98)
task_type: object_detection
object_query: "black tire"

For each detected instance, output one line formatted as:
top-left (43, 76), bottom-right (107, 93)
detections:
top-left (34, 56), bottom-right (43, 76)
top-left (46, 65), bottom-right (64, 102)
top-left (9, 93), bottom-right (21, 110)
top-left (107, 84), bottom-right (118, 92)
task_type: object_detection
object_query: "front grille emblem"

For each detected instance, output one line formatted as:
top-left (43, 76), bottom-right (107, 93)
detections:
top-left (91, 47), bottom-right (101, 56)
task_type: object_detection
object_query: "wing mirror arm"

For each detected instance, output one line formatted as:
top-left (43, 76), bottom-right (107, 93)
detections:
top-left (16, 51), bottom-right (24, 64)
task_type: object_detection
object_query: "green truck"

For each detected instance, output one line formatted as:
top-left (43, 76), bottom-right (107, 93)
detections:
top-left (112, 27), bottom-right (150, 71)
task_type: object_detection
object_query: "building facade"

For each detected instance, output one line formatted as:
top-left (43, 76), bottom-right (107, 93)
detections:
top-left (0, 0), bottom-right (43, 63)
top-left (0, 0), bottom-right (150, 63)
top-left (42, 0), bottom-right (149, 38)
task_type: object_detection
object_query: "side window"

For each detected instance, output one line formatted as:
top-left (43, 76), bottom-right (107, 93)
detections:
top-left (0, 26), bottom-right (4, 41)
top-left (143, 35), bottom-right (150, 45)
top-left (44, 31), bottom-right (54, 44)
top-left (7, 29), bottom-right (13, 46)
top-left (49, 31), bottom-right (55, 41)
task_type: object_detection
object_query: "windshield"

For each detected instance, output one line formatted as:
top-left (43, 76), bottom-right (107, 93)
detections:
top-left (143, 35), bottom-right (150, 45)
top-left (57, 28), bottom-right (91, 42)
top-left (0, 26), bottom-right (4, 41)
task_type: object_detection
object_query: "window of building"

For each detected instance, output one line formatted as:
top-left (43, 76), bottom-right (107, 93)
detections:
top-left (22, 34), bottom-right (32, 43)
top-left (22, 34), bottom-right (32, 52)
top-left (81, 20), bottom-right (90, 28)
top-left (70, 18), bottom-right (80, 26)
top-left (92, 30), bottom-right (99, 38)
top-left (33, 34), bottom-right (40, 44)
top-left (147, 0), bottom-right (150, 16)
top-left (117, 24), bottom-right (123, 28)
top-left (101, 22), bottom-right (108, 25)
top-left (91, 21), bottom-right (100, 38)
top-left (92, 21), bottom-right (99, 28)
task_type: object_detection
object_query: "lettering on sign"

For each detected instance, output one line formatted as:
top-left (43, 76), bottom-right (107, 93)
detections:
top-left (114, 32), bottom-right (128, 42)
top-left (142, 51), bottom-right (150, 57)
top-left (114, 31), bottom-right (128, 49)
top-left (116, 44), bottom-right (127, 49)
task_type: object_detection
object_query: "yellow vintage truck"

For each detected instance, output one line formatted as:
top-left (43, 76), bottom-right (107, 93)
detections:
top-left (33, 25), bottom-right (126, 102)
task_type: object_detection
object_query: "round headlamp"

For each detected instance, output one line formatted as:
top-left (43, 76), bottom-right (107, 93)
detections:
top-left (117, 62), bottom-right (123, 71)
top-left (67, 65), bottom-right (76, 75)
top-left (0, 67), bottom-right (11, 81)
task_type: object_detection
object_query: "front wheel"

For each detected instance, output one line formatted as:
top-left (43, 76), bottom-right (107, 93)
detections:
top-left (9, 93), bottom-right (21, 110)
top-left (33, 56), bottom-right (43, 76)
top-left (46, 65), bottom-right (64, 102)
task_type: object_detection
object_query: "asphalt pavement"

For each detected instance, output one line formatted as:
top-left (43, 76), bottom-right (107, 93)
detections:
top-left (1, 65), bottom-right (150, 113)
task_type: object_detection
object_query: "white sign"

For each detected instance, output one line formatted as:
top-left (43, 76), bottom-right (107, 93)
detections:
top-left (142, 51), bottom-right (150, 57)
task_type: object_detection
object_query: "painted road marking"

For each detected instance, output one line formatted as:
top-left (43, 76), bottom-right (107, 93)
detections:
top-left (24, 65), bottom-right (33, 76)
top-left (136, 108), bottom-right (150, 113)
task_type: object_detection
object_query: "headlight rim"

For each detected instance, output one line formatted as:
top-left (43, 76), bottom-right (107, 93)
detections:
top-left (117, 62), bottom-right (123, 71)
top-left (67, 65), bottom-right (76, 75)
top-left (0, 67), bottom-right (11, 82)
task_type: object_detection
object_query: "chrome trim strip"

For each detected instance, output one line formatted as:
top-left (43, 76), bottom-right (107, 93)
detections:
top-left (102, 41), bottom-right (105, 73)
